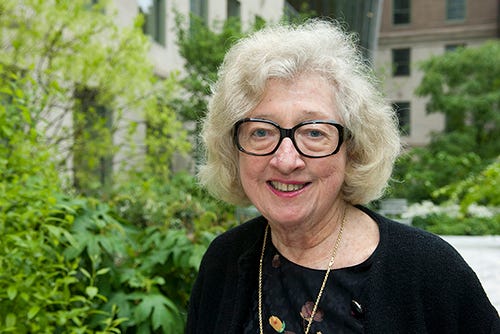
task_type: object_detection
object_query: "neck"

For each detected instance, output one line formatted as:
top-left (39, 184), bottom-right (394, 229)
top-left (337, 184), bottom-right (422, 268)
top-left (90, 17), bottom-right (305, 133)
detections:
top-left (269, 203), bottom-right (349, 269)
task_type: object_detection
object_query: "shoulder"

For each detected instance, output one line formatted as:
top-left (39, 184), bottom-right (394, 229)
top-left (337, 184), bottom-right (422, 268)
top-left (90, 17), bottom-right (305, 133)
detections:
top-left (356, 206), bottom-right (500, 331)
top-left (201, 215), bottom-right (267, 265)
top-left (359, 205), bottom-right (475, 280)
top-left (362, 206), bottom-right (485, 292)
top-left (359, 205), bottom-right (461, 261)
top-left (207, 215), bottom-right (266, 249)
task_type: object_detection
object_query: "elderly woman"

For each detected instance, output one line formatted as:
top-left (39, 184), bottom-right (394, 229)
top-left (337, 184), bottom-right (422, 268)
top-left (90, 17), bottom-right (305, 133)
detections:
top-left (186, 20), bottom-right (499, 333)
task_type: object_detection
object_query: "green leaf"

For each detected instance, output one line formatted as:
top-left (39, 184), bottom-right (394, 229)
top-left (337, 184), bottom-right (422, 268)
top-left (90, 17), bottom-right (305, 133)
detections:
top-left (132, 294), bottom-right (152, 323)
top-left (189, 244), bottom-right (207, 270)
top-left (6, 313), bottom-right (16, 327)
top-left (7, 286), bottom-right (17, 300)
top-left (86, 286), bottom-right (98, 299)
top-left (80, 268), bottom-right (92, 280)
top-left (96, 267), bottom-right (110, 276)
top-left (151, 296), bottom-right (182, 332)
top-left (28, 305), bottom-right (40, 320)
top-left (131, 293), bottom-right (183, 332)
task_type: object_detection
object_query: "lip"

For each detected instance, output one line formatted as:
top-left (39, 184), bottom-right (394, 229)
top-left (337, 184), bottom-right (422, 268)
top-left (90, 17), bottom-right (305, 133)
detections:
top-left (267, 180), bottom-right (310, 196)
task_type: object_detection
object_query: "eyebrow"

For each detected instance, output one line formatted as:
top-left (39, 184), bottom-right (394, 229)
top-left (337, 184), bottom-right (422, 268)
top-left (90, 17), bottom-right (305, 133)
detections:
top-left (250, 109), bottom-right (331, 119)
top-left (301, 109), bottom-right (334, 119)
top-left (249, 110), bottom-right (337, 123)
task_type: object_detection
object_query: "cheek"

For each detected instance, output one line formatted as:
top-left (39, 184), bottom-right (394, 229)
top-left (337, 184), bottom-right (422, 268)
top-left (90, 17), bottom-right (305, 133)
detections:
top-left (238, 155), bottom-right (266, 185)
top-left (238, 156), bottom-right (267, 201)
top-left (316, 166), bottom-right (342, 186)
top-left (315, 154), bottom-right (347, 183)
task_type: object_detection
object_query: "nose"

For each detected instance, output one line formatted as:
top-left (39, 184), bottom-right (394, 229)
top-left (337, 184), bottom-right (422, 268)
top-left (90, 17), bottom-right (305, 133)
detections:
top-left (269, 138), bottom-right (305, 172)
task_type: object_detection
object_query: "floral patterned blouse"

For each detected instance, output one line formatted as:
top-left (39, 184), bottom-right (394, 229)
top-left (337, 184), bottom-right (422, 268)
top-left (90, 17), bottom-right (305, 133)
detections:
top-left (243, 235), bottom-right (375, 334)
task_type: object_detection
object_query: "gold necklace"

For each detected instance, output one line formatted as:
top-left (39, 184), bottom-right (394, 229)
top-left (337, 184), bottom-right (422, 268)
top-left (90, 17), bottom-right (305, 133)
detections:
top-left (258, 209), bottom-right (346, 334)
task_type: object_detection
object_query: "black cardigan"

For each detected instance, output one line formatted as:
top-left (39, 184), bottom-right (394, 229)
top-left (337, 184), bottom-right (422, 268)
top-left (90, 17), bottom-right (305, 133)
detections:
top-left (186, 206), bottom-right (500, 333)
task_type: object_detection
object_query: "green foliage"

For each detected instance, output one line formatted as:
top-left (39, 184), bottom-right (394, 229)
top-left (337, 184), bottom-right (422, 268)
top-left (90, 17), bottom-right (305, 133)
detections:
top-left (110, 171), bottom-right (236, 233)
top-left (56, 175), bottom-right (234, 333)
top-left (416, 41), bottom-right (500, 159)
top-left (0, 3), bottom-right (249, 333)
top-left (0, 82), bottom-right (226, 331)
top-left (412, 213), bottom-right (500, 236)
top-left (389, 147), bottom-right (483, 203)
top-left (1, 0), bottom-right (188, 194)
top-left (173, 13), bottom-right (245, 123)
top-left (142, 76), bottom-right (191, 180)
top-left (433, 157), bottom-right (500, 212)
top-left (55, 196), bottom-right (184, 333)
top-left (0, 72), bottom-right (121, 333)
top-left (105, 171), bottom-right (237, 332)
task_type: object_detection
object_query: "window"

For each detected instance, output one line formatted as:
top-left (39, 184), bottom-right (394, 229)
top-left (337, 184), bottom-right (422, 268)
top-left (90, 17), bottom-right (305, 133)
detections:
top-left (446, 0), bottom-right (465, 21)
top-left (392, 102), bottom-right (411, 135)
top-left (190, 0), bottom-right (208, 21)
top-left (392, 48), bottom-right (410, 76)
top-left (227, 0), bottom-right (241, 18)
top-left (445, 43), bottom-right (466, 52)
top-left (85, 0), bottom-right (104, 11)
top-left (73, 87), bottom-right (113, 194)
top-left (393, 0), bottom-right (410, 25)
top-left (139, 0), bottom-right (166, 46)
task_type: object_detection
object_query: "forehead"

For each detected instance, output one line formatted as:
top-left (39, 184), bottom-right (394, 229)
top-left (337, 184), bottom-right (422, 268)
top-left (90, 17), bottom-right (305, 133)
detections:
top-left (248, 73), bottom-right (341, 123)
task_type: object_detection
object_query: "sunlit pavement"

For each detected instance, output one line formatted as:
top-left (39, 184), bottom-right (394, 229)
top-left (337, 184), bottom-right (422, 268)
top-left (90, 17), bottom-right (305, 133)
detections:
top-left (441, 235), bottom-right (500, 313)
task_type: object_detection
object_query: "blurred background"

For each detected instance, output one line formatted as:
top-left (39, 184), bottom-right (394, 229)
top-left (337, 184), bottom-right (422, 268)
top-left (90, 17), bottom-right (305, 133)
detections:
top-left (1, 0), bottom-right (498, 332)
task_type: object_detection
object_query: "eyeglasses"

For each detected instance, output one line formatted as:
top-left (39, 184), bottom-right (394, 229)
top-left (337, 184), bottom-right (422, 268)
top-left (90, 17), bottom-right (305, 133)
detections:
top-left (233, 118), bottom-right (346, 158)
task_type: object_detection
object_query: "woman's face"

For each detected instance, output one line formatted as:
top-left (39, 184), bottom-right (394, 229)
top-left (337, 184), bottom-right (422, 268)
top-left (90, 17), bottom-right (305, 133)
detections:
top-left (238, 73), bottom-right (347, 229)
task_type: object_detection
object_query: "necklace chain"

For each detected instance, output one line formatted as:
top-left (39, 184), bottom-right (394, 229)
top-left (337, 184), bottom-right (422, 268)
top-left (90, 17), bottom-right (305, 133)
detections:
top-left (258, 209), bottom-right (347, 334)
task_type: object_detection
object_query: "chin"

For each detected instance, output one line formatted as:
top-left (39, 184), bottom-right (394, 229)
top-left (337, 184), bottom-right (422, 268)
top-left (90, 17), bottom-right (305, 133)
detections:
top-left (263, 210), bottom-right (309, 227)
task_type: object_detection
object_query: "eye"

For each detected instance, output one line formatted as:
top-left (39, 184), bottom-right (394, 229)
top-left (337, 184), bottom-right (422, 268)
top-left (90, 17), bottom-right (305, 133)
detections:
top-left (307, 129), bottom-right (324, 138)
top-left (252, 128), bottom-right (270, 138)
top-left (301, 126), bottom-right (328, 139)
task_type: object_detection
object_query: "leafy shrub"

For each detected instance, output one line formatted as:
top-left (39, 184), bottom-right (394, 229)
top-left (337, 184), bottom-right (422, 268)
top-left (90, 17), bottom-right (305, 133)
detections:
top-left (433, 157), bottom-right (500, 211)
top-left (110, 171), bottom-right (237, 233)
top-left (404, 201), bottom-right (500, 235)
top-left (412, 213), bottom-right (500, 235)
top-left (0, 72), bottom-right (121, 333)
top-left (58, 186), bottom-right (226, 333)
top-left (389, 148), bottom-right (483, 203)
top-left (416, 41), bottom-right (500, 160)
top-left (1, 0), bottom-right (188, 196)
top-left (104, 172), bottom-right (237, 332)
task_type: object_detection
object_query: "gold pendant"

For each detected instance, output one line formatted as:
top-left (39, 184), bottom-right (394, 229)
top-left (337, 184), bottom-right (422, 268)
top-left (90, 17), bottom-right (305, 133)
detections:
top-left (269, 315), bottom-right (286, 333)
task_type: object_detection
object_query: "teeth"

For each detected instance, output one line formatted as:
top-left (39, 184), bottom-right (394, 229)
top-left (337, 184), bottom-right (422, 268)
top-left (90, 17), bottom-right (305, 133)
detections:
top-left (270, 181), bottom-right (305, 192)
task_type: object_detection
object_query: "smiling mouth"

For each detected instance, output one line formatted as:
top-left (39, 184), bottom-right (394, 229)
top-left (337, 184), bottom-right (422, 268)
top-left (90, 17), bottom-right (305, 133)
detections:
top-left (269, 181), bottom-right (308, 192)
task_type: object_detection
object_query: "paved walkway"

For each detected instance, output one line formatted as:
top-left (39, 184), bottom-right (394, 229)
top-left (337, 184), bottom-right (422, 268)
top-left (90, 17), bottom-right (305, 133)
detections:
top-left (441, 235), bottom-right (500, 313)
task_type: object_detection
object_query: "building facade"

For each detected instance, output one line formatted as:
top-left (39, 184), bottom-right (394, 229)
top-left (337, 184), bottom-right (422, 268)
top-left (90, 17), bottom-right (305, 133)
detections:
top-left (112, 0), bottom-right (285, 78)
top-left (374, 0), bottom-right (499, 146)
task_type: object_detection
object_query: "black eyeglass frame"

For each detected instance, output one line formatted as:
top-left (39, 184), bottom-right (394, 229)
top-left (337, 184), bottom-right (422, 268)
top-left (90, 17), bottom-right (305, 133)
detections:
top-left (233, 118), bottom-right (346, 158)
